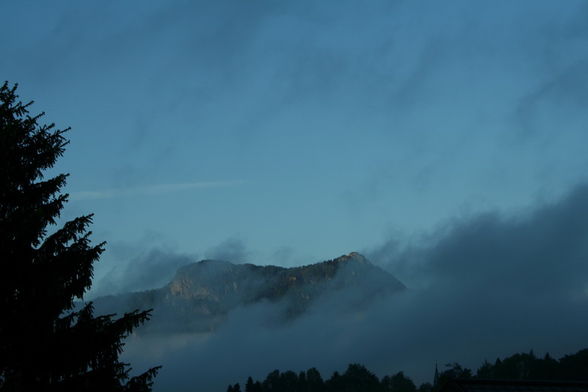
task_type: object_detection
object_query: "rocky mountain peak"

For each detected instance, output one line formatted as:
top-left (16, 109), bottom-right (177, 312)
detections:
top-left (334, 252), bottom-right (369, 263)
top-left (93, 253), bottom-right (405, 333)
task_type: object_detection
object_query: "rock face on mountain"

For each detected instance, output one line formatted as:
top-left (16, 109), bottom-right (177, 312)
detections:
top-left (93, 252), bottom-right (405, 333)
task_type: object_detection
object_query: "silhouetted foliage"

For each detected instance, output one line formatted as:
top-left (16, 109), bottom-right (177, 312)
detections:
top-left (434, 363), bottom-right (472, 390)
top-left (245, 377), bottom-right (263, 392)
top-left (281, 370), bottom-right (300, 392)
top-left (475, 349), bottom-right (588, 381)
top-left (418, 382), bottom-right (433, 392)
top-left (335, 364), bottom-right (382, 392)
top-left (306, 367), bottom-right (324, 392)
top-left (228, 347), bottom-right (588, 392)
top-left (245, 377), bottom-right (256, 392)
top-left (0, 82), bottom-right (159, 391)
top-left (227, 383), bottom-right (241, 392)
top-left (558, 350), bottom-right (588, 381)
top-left (382, 371), bottom-right (417, 392)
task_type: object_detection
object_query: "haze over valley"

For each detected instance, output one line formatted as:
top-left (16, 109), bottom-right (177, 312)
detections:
top-left (91, 184), bottom-right (588, 391)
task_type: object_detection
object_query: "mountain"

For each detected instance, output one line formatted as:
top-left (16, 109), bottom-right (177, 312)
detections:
top-left (93, 252), bottom-right (405, 333)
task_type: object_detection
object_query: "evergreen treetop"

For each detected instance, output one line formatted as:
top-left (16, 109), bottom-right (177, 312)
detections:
top-left (0, 82), bottom-right (159, 391)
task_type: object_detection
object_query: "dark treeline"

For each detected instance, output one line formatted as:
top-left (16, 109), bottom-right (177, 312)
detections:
top-left (226, 348), bottom-right (588, 392)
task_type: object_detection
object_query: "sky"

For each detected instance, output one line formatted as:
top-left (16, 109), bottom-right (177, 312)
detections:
top-left (3, 1), bottom-right (588, 286)
top-left (3, 1), bottom-right (588, 390)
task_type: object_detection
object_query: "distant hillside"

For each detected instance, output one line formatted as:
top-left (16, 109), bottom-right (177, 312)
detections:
top-left (93, 252), bottom-right (405, 333)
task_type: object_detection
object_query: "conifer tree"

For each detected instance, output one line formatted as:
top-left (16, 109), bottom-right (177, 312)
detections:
top-left (0, 82), bottom-right (159, 391)
top-left (246, 376), bottom-right (255, 392)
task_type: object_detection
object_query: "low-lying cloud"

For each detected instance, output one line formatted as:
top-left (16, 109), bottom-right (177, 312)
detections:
top-left (92, 247), bottom-right (194, 297)
top-left (205, 237), bottom-right (251, 264)
top-left (120, 184), bottom-right (588, 392)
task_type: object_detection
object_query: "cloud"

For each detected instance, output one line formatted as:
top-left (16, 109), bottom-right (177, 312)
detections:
top-left (119, 183), bottom-right (588, 392)
top-left (373, 183), bottom-right (588, 295)
top-left (205, 237), bottom-right (251, 264)
top-left (69, 180), bottom-right (245, 201)
top-left (91, 245), bottom-right (195, 298)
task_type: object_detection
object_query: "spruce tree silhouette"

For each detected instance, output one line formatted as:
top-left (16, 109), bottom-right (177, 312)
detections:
top-left (0, 82), bottom-right (160, 391)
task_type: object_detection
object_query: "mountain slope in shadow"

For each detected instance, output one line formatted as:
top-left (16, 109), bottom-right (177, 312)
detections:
top-left (93, 252), bottom-right (406, 333)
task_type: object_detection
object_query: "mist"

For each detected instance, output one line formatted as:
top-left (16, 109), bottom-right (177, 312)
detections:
top-left (114, 183), bottom-right (588, 392)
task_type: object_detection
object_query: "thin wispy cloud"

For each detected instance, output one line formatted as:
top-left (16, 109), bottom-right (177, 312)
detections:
top-left (69, 180), bottom-right (246, 201)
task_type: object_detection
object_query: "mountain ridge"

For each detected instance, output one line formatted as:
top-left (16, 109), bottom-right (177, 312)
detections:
top-left (93, 252), bottom-right (405, 333)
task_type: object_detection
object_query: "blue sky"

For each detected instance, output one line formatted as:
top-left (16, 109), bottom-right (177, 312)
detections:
top-left (3, 0), bottom-right (588, 292)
